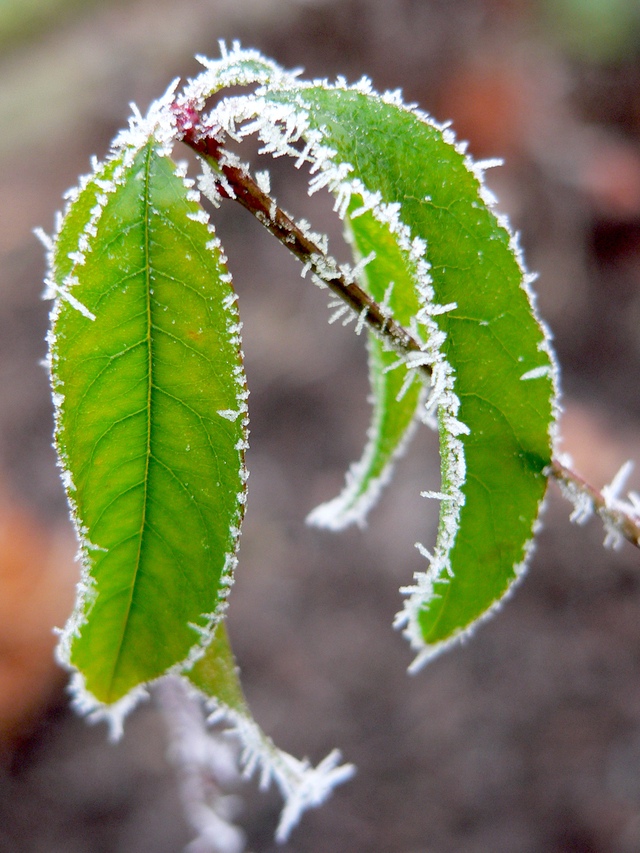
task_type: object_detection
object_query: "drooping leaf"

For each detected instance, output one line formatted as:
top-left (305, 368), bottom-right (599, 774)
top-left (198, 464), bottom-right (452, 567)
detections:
top-left (250, 81), bottom-right (557, 663)
top-left (50, 136), bottom-right (248, 705)
top-left (307, 200), bottom-right (428, 530)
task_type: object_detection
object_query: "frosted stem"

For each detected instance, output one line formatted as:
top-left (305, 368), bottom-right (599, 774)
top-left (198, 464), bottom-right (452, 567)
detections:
top-left (549, 457), bottom-right (640, 550)
top-left (173, 102), bottom-right (429, 373)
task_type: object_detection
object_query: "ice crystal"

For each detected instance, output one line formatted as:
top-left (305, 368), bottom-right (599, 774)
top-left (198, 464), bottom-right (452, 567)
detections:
top-left (64, 671), bottom-right (150, 742)
top-left (217, 409), bottom-right (243, 422)
top-left (255, 169), bottom-right (271, 195)
top-left (601, 460), bottom-right (639, 549)
top-left (112, 78), bottom-right (180, 158)
top-left (521, 365), bottom-right (552, 381)
top-left (556, 454), bottom-right (640, 548)
top-left (204, 702), bottom-right (354, 843)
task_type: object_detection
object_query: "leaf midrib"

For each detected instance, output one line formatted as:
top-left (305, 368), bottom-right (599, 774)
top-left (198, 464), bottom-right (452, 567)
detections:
top-left (105, 143), bottom-right (155, 699)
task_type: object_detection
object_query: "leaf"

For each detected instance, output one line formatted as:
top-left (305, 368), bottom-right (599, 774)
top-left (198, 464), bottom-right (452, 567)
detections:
top-left (186, 621), bottom-right (247, 713)
top-left (220, 74), bottom-right (556, 663)
top-left (307, 200), bottom-right (428, 529)
top-left (50, 137), bottom-right (248, 705)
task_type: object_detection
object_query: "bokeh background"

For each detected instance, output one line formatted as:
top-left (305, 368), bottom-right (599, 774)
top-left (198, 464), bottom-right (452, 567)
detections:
top-left (2, 0), bottom-right (640, 850)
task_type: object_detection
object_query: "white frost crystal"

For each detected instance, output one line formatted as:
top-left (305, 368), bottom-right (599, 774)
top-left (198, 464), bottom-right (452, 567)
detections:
top-left (601, 460), bottom-right (640, 549)
top-left (205, 702), bottom-right (354, 843)
top-left (556, 454), bottom-right (640, 549)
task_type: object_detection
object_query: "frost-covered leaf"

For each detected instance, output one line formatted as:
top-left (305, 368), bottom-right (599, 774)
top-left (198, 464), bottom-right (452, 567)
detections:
top-left (49, 136), bottom-right (248, 706)
top-left (251, 81), bottom-right (556, 664)
top-left (307, 201), bottom-right (428, 529)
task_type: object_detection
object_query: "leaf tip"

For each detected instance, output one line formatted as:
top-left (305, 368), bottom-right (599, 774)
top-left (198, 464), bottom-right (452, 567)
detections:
top-left (65, 671), bottom-right (150, 742)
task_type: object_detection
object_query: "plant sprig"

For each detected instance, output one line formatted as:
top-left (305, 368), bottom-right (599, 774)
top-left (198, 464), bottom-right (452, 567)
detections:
top-left (43, 44), bottom-right (639, 846)
top-left (174, 94), bottom-right (640, 554)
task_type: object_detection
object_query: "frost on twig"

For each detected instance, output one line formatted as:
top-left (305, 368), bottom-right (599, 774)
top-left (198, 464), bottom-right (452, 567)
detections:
top-left (206, 701), bottom-right (355, 843)
top-left (600, 460), bottom-right (640, 548)
top-left (158, 676), bottom-right (354, 846)
top-left (551, 456), bottom-right (640, 550)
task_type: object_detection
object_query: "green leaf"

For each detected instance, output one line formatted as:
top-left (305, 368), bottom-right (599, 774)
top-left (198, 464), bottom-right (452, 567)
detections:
top-left (308, 200), bottom-right (427, 529)
top-left (186, 621), bottom-right (247, 713)
top-left (241, 78), bottom-right (556, 662)
top-left (50, 137), bottom-right (248, 705)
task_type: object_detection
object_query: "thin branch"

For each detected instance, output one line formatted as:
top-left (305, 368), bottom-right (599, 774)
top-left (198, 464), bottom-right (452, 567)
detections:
top-left (173, 102), bottom-right (429, 372)
top-left (549, 457), bottom-right (640, 550)
top-left (173, 101), bottom-right (640, 553)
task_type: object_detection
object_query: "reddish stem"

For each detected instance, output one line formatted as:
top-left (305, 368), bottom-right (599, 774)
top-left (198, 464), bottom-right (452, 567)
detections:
top-left (173, 100), bottom-right (640, 553)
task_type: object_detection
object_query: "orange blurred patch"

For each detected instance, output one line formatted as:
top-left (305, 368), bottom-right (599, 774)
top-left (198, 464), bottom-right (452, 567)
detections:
top-left (0, 491), bottom-right (77, 749)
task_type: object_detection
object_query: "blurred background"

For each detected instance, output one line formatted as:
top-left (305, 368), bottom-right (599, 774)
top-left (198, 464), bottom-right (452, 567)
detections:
top-left (2, 0), bottom-right (640, 850)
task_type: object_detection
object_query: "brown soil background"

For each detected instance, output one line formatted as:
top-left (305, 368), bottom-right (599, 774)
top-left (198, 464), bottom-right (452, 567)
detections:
top-left (2, 1), bottom-right (640, 850)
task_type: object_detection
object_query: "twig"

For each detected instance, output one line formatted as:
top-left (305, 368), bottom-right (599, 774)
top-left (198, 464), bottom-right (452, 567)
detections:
top-left (548, 457), bottom-right (640, 550)
top-left (173, 101), bottom-right (429, 372)
top-left (174, 101), bottom-right (640, 553)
